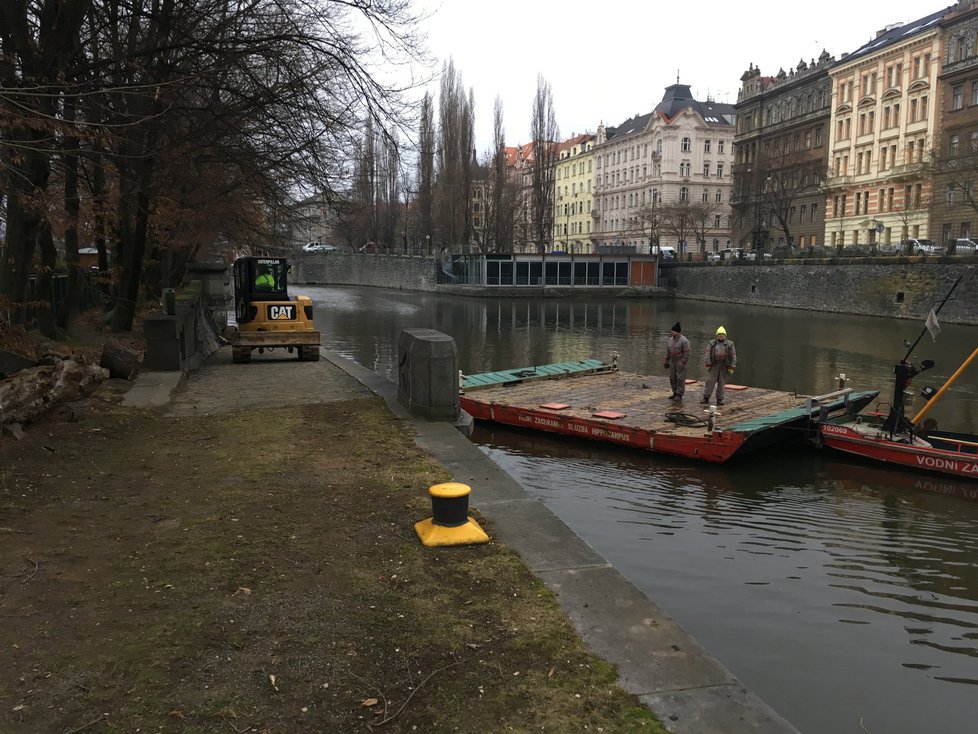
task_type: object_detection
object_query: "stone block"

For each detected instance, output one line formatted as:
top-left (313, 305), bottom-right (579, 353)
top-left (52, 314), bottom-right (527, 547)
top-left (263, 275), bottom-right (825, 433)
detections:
top-left (397, 328), bottom-right (459, 421)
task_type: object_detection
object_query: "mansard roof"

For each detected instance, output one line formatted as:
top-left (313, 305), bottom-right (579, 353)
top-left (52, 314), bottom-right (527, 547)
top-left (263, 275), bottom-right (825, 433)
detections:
top-left (653, 83), bottom-right (735, 125)
top-left (605, 113), bottom-right (653, 142)
top-left (840, 8), bottom-right (948, 65)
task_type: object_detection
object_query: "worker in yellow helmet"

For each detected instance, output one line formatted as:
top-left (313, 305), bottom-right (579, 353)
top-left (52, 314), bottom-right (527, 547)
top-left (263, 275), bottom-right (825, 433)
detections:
top-left (702, 325), bottom-right (737, 406)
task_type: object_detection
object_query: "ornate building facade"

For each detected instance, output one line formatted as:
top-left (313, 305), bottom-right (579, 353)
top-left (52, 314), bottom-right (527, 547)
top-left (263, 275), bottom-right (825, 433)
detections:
top-left (823, 10), bottom-right (946, 248)
top-left (731, 52), bottom-right (835, 253)
top-left (933, 0), bottom-right (978, 246)
top-left (592, 84), bottom-right (736, 255)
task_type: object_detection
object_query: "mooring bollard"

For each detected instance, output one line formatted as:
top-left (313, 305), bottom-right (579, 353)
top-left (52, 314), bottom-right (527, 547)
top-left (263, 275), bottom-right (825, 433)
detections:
top-left (414, 482), bottom-right (489, 547)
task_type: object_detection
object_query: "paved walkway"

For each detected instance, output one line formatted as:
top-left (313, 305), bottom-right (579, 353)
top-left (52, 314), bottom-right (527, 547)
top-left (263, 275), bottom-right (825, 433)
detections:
top-left (126, 345), bottom-right (799, 734)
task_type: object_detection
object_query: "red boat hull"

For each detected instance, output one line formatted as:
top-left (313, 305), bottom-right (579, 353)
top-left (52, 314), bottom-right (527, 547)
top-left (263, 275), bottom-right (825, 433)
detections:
top-left (461, 399), bottom-right (748, 464)
top-left (821, 422), bottom-right (978, 480)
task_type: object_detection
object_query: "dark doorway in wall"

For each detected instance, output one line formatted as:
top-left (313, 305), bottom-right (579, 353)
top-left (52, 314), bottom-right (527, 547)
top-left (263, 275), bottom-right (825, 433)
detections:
top-left (895, 291), bottom-right (905, 303)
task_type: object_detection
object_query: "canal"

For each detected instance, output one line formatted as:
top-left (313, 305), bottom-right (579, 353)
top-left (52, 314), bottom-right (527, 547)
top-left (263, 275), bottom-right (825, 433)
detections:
top-left (306, 284), bottom-right (978, 734)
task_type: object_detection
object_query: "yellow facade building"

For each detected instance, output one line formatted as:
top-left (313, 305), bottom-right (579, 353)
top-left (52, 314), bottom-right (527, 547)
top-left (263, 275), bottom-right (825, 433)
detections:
top-left (552, 134), bottom-right (596, 252)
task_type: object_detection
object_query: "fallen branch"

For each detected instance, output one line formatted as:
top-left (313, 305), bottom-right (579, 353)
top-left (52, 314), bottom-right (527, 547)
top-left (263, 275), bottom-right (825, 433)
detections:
top-left (65, 714), bottom-right (106, 734)
top-left (373, 660), bottom-right (461, 727)
top-left (22, 557), bottom-right (38, 583)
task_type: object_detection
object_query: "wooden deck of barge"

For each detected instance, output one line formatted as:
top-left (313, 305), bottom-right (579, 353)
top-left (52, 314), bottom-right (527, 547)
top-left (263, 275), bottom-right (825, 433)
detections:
top-left (460, 361), bottom-right (878, 464)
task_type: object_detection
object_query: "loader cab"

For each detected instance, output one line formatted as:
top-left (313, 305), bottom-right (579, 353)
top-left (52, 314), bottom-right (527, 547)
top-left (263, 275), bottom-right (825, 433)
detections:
top-left (233, 257), bottom-right (290, 324)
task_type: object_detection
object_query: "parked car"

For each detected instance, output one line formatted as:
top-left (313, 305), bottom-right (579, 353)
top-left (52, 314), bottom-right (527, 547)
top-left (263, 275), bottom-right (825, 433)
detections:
top-left (303, 242), bottom-right (336, 253)
top-left (719, 247), bottom-right (744, 261)
top-left (903, 238), bottom-right (943, 256)
top-left (874, 243), bottom-right (902, 255)
top-left (705, 251), bottom-right (721, 262)
top-left (950, 238), bottom-right (978, 255)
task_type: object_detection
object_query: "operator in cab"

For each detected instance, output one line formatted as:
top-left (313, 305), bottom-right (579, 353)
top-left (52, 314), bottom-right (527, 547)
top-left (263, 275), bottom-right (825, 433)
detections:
top-left (255, 264), bottom-right (275, 290)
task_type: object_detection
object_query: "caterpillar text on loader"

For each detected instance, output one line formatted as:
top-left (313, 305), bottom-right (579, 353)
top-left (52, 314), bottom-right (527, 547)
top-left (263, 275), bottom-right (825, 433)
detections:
top-left (227, 256), bottom-right (320, 364)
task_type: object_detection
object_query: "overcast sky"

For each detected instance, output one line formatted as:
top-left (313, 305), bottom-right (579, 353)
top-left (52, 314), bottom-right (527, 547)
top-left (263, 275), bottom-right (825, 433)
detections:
top-left (413, 0), bottom-right (951, 154)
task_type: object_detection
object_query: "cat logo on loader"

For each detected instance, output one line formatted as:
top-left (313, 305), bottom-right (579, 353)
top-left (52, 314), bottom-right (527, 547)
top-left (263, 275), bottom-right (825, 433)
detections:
top-left (225, 256), bottom-right (320, 364)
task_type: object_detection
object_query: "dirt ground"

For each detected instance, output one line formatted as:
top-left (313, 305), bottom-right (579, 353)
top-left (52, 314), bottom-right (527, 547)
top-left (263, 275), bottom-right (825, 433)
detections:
top-left (0, 361), bottom-right (666, 732)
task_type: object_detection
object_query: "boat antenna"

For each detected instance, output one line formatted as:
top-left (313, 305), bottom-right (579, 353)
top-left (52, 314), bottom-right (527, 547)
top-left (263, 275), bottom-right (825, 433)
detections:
top-left (901, 275), bottom-right (963, 362)
top-left (884, 275), bottom-right (964, 436)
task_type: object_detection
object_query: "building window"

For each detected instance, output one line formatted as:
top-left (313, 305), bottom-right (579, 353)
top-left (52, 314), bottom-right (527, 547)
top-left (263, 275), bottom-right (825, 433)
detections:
top-left (703, 162), bottom-right (710, 177)
top-left (815, 128), bottom-right (822, 147)
top-left (702, 189), bottom-right (709, 202)
top-left (704, 139), bottom-right (711, 153)
top-left (954, 85), bottom-right (964, 110)
top-left (680, 186), bottom-right (689, 202)
top-left (714, 214), bottom-right (722, 228)
top-left (717, 163), bottom-right (724, 178)
top-left (715, 190), bottom-right (722, 203)
top-left (681, 137), bottom-right (691, 152)
top-left (951, 134), bottom-right (960, 157)
top-left (947, 183), bottom-right (956, 205)
top-left (718, 140), bottom-right (725, 153)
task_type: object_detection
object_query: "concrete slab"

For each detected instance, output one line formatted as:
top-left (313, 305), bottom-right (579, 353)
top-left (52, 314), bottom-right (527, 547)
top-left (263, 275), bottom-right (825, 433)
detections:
top-left (641, 685), bottom-right (798, 734)
top-left (476, 498), bottom-right (609, 572)
top-left (121, 370), bottom-right (187, 408)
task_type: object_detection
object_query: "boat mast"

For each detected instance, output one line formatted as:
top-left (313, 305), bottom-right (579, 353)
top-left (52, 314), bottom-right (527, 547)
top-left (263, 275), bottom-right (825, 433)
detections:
top-left (883, 275), bottom-right (963, 435)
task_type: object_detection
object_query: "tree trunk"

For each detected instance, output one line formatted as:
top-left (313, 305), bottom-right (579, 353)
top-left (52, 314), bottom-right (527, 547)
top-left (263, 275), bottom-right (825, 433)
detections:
top-left (35, 220), bottom-right (59, 339)
top-left (58, 96), bottom-right (82, 332)
top-left (99, 336), bottom-right (143, 380)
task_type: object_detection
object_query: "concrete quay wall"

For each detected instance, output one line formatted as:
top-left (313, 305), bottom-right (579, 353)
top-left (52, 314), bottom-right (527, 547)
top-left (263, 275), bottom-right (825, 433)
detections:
top-left (295, 253), bottom-right (438, 291)
top-left (292, 253), bottom-right (978, 324)
top-left (661, 260), bottom-right (978, 324)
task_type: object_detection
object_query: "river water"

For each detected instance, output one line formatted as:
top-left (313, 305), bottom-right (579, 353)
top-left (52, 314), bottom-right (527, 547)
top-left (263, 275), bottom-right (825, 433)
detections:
top-left (304, 284), bottom-right (978, 734)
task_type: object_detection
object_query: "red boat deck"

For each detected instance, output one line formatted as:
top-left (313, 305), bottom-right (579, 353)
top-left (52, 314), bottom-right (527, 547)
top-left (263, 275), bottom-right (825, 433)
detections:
top-left (460, 367), bottom-right (876, 464)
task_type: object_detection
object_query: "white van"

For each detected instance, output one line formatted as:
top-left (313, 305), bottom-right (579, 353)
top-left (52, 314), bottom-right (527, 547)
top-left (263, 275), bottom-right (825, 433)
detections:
top-left (654, 247), bottom-right (677, 261)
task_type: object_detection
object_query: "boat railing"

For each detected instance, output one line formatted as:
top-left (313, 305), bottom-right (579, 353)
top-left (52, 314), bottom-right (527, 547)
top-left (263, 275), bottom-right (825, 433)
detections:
top-left (805, 387), bottom-right (857, 421)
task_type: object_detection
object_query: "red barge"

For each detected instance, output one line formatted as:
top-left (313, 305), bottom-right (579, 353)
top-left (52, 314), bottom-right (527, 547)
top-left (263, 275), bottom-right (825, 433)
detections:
top-left (460, 359), bottom-right (878, 464)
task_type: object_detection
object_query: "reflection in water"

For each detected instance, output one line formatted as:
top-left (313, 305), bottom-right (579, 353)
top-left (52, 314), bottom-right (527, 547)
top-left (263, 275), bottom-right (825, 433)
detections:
top-left (310, 286), bottom-right (978, 733)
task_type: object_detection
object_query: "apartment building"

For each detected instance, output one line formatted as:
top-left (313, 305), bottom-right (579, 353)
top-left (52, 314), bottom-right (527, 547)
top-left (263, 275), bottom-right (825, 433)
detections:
top-left (731, 52), bottom-right (835, 253)
top-left (552, 134), bottom-right (596, 253)
top-left (592, 84), bottom-right (736, 255)
top-left (933, 0), bottom-right (978, 245)
top-left (823, 10), bottom-right (946, 248)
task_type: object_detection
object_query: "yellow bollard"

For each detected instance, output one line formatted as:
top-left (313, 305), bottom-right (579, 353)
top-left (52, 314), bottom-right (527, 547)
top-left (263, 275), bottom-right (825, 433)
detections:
top-left (415, 482), bottom-right (489, 547)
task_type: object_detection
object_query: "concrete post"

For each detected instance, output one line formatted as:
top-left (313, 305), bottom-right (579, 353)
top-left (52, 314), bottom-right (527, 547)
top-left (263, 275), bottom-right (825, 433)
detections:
top-left (397, 329), bottom-right (459, 421)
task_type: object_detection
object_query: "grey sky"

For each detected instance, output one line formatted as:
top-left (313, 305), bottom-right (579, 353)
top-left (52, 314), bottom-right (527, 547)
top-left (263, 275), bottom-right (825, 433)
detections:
top-left (415, 0), bottom-right (948, 154)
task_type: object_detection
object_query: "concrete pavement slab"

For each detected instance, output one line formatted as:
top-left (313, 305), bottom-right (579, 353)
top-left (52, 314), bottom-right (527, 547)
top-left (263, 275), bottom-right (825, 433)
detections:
top-left (122, 370), bottom-right (187, 408)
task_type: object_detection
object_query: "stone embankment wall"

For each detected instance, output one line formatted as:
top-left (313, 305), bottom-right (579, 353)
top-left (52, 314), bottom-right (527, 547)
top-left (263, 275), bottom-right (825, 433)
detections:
top-left (295, 253), bottom-right (438, 291)
top-left (660, 260), bottom-right (978, 324)
top-left (292, 253), bottom-right (978, 324)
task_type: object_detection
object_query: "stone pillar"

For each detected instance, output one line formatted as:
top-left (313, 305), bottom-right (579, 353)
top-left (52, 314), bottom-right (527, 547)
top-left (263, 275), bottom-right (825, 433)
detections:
top-left (187, 261), bottom-right (231, 329)
top-left (397, 329), bottom-right (459, 421)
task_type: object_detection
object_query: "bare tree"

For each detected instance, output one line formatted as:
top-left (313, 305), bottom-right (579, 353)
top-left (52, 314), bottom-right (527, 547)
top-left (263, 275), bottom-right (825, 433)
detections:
top-left (528, 74), bottom-right (559, 253)
top-left (433, 59), bottom-right (474, 251)
top-left (417, 91), bottom-right (435, 252)
top-left (1, 0), bottom-right (427, 332)
top-left (659, 199), bottom-right (698, 257)
top-left (891, 182), bottom-right (932, 250)
top-left (632, 199), bottom-right (663, 252)
top-left (481, 96), bottom-right (516, 253)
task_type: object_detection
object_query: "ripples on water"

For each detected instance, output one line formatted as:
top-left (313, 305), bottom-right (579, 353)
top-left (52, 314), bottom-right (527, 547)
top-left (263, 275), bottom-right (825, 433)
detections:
top-left (478, 427), bottom-right (978, 733)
